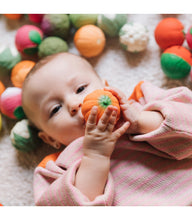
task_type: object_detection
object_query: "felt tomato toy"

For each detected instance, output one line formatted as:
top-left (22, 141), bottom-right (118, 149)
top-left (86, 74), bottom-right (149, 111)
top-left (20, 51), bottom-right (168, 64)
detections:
top-left (28, 14), bottom-right (44, 23)
top-left (81, 89), bottom-right (121, 123)
top-left (161, 46), bottom-right (192, 79)
top-left (11, 60), bottom-right (35, 88)
top-left (154, 17), bottom-right (185, 50)
top-left (74, 25), bottom-right (106, 58)
top-left (4, 14), bottom-right (22, 20)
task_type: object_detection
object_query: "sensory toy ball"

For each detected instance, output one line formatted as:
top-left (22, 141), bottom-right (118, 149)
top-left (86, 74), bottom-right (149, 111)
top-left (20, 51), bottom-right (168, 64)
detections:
top-left (160, 46), bottom-right (192, 79)
top-left (97, 14), bottom-right (127, 37)
top-left (186, 26), bottom-right (192, 50)
top-left (154, 17), bottom-right (185, 50)
top-left (41, 14), bottom-right (70, 39)
top-left (28, 14), bottom-right (44, 23)
top-left (4, 14), bottom-right (22, 20)
top-left (74, 25), bottom-right (106, 58)
top-left (81, 89), bottom-right (120, 123)
top-left (11, 60), bottom-right (35, 88)
top-left (38, 36), bottom-right (68, 58)
top-left (119, 22), bottom-right (149, 52)
top-left (0, 87), bottom-right (25, 119)
top-left (0, 45), bottom-right (21, 75)
top-left (10, 119), bottom-right (41, 152)
top-left (15, 25), bottom-right (43, 55)
top-left (69, 14), bottom-right (98, 29)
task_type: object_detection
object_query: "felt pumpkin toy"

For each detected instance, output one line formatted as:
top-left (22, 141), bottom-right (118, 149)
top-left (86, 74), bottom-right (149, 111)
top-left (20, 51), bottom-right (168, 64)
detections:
top-left (11, 60), bottom-right (35, 88)
top-left (0, 81), bottom-right (5, 96)
top-left (81, 89), bottom-right (121, 123)
top-left (4, 14), bottom-right (22, 20)
top-left (74, 25), bottom-right (106, 58)
top-left (154, 17), bottom-right (185, 50)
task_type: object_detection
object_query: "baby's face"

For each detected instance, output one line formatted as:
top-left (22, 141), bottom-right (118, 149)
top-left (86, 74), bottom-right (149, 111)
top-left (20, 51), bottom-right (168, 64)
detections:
top-left (23, 53), bottom-right (106, 146)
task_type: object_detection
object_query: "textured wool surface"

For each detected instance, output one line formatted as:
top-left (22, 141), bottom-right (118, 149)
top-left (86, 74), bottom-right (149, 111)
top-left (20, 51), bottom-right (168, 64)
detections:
top-left (1, 14), bottom-right (192, 206)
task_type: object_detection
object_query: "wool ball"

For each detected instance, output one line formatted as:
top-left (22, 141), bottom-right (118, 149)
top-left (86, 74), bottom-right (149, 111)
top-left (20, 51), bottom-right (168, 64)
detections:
top-left (28, 14), bottom-right (44, 23)
top-left (0, 87), bottom-right (25, 119)
top-left (97, 14), bottom-right (127, 37)
top-left (41, 14), bottom-right (70, 39)
top-left (161, 46), bottom-right (192, 79)
top-left (119, 22), bottom-right (149, 52)
top-left (0, 45), bottom-right (21, 75)
top-left (81, 89), bottom-right (120, 123)
top-left (4, 14), bottom-right (22, 20)
top-left (186, 26), bottom-right (192, 50)
top-left (10, 119), bottom-right (41, 152)
top-left (0, 81), bottom-right (5, 96)
top-left (11, 60), bottom-right (35, 88)
top-left (69, 14), bottom-right (98, 29)
top-left (15, 25), bottom-right (43, 55)
top-left (38, 36), bottom-right (68, 58)
top-left (74, 25), bottom-right (106, 58)
top-left (154, 17), bottom-right (185, 50)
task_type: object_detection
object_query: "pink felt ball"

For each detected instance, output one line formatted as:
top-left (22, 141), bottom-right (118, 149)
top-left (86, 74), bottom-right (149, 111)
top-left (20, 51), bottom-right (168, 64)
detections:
top-left (28, 14), bottom-right (44, 23)
top-left (186, 26), bottom-right (192, 50)
top-left (0, 87), bottom-right (24, 119)
top-left (15, 25), bottom-right (43, 55)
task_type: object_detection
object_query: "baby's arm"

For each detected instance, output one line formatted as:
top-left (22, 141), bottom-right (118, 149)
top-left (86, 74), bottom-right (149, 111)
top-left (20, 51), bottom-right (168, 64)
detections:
top-left (104, 87), bottom-right (164, 134)
top-left (75, 106), bottom-right (129, 201)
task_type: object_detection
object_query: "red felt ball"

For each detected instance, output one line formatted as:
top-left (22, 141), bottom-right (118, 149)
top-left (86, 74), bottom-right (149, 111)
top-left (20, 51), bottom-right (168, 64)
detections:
top-left (154, 17), bottom-right (185, 50)
top-left (15, 25), bottom-right (43, 55)
top-left (28, 14), bottom-right (44, 23)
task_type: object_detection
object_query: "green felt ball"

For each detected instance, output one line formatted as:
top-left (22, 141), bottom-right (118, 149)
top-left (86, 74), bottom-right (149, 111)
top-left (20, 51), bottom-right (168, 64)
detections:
top-left (69, 14), bottom-right (98, 29)
top-left (41, 14), bottom-right (70, 39)
top-left (161, 52), bottom-right (191, 79)
top-left (97, 14), bottom-right (127, 37)
top-left (10, 119), bottom-right (42, 152)
top-left (0, 46), bottom-right (21, 75)
top-left (38, 36), bottom-right (68, 58)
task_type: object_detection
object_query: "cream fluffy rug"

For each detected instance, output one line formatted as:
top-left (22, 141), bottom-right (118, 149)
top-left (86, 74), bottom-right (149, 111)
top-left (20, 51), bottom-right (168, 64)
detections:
top-left (0, 14), bottom-right (192, 206)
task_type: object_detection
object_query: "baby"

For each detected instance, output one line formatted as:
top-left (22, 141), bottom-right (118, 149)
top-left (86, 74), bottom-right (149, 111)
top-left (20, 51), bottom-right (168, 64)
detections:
top-left (22, 52), bottom-right (192, 206)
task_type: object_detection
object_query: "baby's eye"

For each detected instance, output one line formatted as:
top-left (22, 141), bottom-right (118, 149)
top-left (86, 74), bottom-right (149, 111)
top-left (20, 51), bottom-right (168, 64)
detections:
top-left (50, 104), bottom-right (62, 118)
top-left (76, 85), bottom-right (86, 94)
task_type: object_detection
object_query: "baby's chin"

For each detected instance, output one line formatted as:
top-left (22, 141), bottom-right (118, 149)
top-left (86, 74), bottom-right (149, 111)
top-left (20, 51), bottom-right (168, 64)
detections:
top-left (62, 128), bottom-right (85, 146)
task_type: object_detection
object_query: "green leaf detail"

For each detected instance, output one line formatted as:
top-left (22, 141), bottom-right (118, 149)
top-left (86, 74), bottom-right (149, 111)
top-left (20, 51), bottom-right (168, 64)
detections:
top-left (23, 47), bottom-right (38, 55)
top-left (14, 106), bottom-right (26, 120)
top-left (98, 95), bottom-right (112, 108)
top-left (190, 28), bottom-right (192, 35)
top-left (29, 30), bottom-right (42, 44)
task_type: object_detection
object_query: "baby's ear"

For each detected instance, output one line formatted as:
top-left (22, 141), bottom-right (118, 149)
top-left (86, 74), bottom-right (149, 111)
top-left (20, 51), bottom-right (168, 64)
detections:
top-left (102, 79), bottom-right (109, 86)
top-left (38, 131), bottom-right (61, 149)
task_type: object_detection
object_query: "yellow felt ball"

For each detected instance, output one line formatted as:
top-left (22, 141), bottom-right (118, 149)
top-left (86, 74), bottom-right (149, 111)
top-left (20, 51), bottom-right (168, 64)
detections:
top-left (74, 25), bottom-right (106, 58)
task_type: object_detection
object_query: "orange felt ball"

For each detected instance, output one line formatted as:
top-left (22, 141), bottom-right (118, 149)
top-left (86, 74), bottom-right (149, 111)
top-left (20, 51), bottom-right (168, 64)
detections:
top-left (4, 14), bottom-right (22, 20)
top-left (0, 81), bottom-right (5, 96)
top-left (74, 25), bottom-right (106, 58)
top-left (154, 17), bottom-right (185, 50)
top-left (81, 89), bottom-right (120, 123)
top-left (11, 60), bottom-right (35, 88)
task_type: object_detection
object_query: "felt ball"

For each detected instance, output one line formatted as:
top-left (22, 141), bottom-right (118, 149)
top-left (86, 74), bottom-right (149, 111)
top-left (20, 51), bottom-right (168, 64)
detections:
top-left (81, 89), bottom-right (120, 123)
top-left (0, 87), bottom-right (25, 119)
top-left (10, 119), bottom-right (41, 152)
top-left (154, 17), bottom-right (185, 50)
top-left (11, 60), bottom-right (35, 88)
top-left (119, 22), bottom-right (149, 52)
top-left (0, 45), bottom-right (21, 75)
top-left (0, 81), bottom-right (5, 96)
top-left (4, 14), bottom-right (22, 20)
top-left (28, 14), bottom-right (44, 23)
top-left (41, 14), bottom-right (70, 39)
top-left (186, 26), bottom-right (192, 50)
top-left (38, 36), bottom-right (68, 58)
top-left (160, 46), bottom-right (192, 79)
top-left (69, 14), bottom-right (98, 29)
top-left (74, 25), bottom-right (106, 58)
top-left (15, 25), bottom-right (43, 55)
top-left (97, 14), bottom-right (127, 37)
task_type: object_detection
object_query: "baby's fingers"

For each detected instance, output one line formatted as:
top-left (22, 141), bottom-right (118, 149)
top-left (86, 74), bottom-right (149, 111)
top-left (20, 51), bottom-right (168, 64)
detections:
top-left (86, 106), bottom-right (98, 131)
top-left (113, 121), bottom-right (130, 139)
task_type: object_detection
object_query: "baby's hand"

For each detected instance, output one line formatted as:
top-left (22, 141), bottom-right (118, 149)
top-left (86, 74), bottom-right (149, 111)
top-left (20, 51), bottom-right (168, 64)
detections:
top-left (83, 105), bottom-right (130, 158)
top-left (104, 87), bottom-right (142, 134)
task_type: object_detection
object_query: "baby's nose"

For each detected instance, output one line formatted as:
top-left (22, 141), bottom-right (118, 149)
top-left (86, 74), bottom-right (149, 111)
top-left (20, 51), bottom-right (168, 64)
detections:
top-left (70, 103), bottom-right (82, 116)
